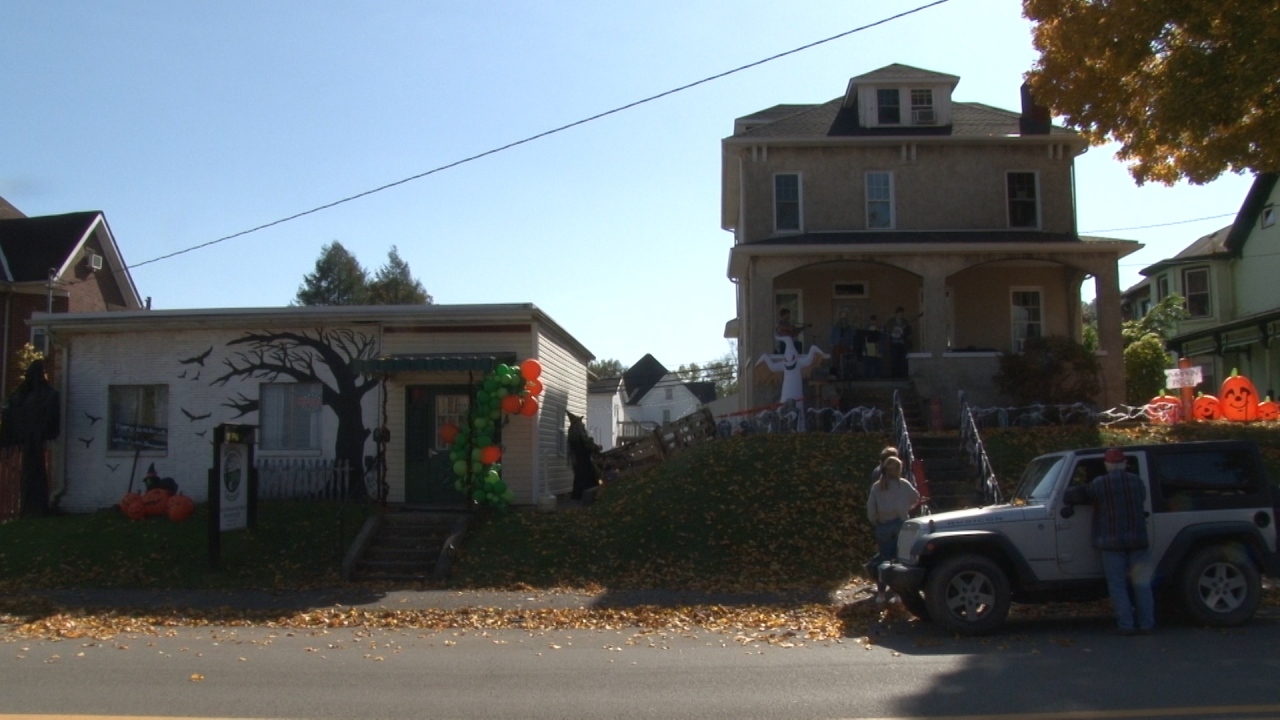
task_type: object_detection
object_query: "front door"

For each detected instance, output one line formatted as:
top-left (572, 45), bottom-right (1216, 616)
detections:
top-left (404, 385), bottom-right (470, 505)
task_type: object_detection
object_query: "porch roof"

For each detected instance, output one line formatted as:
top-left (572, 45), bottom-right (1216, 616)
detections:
top-left (352, 353), bottom-right (517, 375)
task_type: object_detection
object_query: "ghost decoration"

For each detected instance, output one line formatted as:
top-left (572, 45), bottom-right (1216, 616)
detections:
top-left (756, 335), bottom-right (827, 431)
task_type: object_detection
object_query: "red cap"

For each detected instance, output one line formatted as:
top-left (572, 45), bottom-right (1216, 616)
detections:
top-left (1104, 447), bottom-right (1126, 464)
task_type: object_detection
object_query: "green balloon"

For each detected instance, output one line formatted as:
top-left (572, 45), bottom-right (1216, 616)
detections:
top-left (496, 387), bottom-right (508, 398)
top-left (483, 378), bottom-right (498, 391)
top-left (453, 460), bottom-right (468, 477)
top-left (472, 488), bottom-right (486, 502)
top-left (484, 470), bottom-right (500, 485)
top-left (495, 364), bottom-right (513, 377)
top-left (471, 448), bottom-right (483, 462)
top-left (502, 489), bottom-right (514, 502)
top-left (488, 409), bottom-right (501, 421)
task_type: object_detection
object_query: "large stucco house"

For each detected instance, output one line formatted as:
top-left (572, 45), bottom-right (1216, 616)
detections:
top-left (1125, 173), bottom-right (1280, 398)
top-left (721, 64), bottom-right (1140, 418)
top-left (32, 304), bottom-right (592, 512)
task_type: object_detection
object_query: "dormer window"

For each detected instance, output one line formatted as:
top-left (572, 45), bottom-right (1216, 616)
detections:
top-left (877, 89), bottom-right (901, 125)
top-left (911, 89), bottom-right (935, 124)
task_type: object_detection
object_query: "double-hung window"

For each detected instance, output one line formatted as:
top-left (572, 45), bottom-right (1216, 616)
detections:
top-left (910, 89), bottom-right (935, 124)
top-left (260, 382), bottom-right (323, 452)
top-left (108, 384), bottom-right (169, 452)
top-left (866, 171), bottom-right (894, 229)
top-left (877, 88), bottom-right (901, 125)
top-left (1011, 289), bottom-right (1043, 352)
top-left (1182, 267), bottom-right (1211, 318)
top-left (1007, 172), bottom-right (1039, 228)
top-left (774, 174), bottom-right (801, 232)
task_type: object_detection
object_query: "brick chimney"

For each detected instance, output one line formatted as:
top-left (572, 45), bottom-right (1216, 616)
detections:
top-left (1019, 82), bottom-right (1052, 135)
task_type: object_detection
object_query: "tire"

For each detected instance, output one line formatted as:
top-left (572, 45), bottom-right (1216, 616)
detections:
top-left (1179, 544), bottom-right (1261, 627)
top-left (897, 589), bottom-right (930, 621)
top-left (924, 554), bottom-right (1011, 635)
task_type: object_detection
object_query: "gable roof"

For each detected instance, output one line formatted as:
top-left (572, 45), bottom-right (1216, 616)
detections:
top-left (848, 63), bottom-right (960, 86)
top-left (0, 211), bottom-right (102, 282)
top-left (1224, 173), bottom-right (1279, 254)
top-left (685, 381), bottom-right (717, 405)
top-left (0, 196), bottom-right (23, 220)
top-left (622, 353), bottom-right (669, 404)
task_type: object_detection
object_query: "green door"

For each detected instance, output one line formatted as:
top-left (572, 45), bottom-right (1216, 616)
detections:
top-left (404, 385), bottom-right (471, 505)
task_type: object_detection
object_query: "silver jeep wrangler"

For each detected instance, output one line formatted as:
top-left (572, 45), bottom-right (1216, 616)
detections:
top-left (884, 440), bottom-right (1280, 635)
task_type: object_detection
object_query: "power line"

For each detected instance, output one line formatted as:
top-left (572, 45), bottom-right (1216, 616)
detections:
top-left (128, 0), bottom-right (952, 270)
top-left (1081, 212), bottom-right (1235, 235)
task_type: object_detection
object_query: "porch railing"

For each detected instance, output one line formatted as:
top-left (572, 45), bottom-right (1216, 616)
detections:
top-left (891, 390), bottom-right (929, 514)
top-left (958, 391), bottom-right (1002, 506)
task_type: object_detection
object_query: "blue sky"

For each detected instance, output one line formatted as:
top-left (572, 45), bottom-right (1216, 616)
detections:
top-left (1, 0), bottom-right (1255, 370)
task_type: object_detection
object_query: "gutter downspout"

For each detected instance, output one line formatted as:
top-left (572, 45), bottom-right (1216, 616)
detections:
top-left (1, 287), bottom-right (9, 399)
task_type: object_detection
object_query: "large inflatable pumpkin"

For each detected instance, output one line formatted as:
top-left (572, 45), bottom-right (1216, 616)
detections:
top-left (1146, 391), bottom-right (1181, 424)
top-left (167, 494), bottom-right (195, 522)
top-left (1218, 370), bottom-right (1259, 422)
top-left (1191, 394), bottom-right (1221, 421)
top-left (141, 488), bottom-right (172, 517)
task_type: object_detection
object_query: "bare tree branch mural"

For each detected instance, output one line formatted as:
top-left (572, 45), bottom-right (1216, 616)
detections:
top-left (212, 328), bottom-right (379, 498)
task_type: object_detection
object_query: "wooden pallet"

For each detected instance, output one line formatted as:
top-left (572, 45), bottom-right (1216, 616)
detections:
top-left (599, 408), bottom-right (718, 477)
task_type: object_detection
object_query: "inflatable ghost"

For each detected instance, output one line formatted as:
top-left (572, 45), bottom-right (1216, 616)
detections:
top-left (756, 336), bottom-right (827, 431)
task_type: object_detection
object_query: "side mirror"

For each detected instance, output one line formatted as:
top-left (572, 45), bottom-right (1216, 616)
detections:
top-left (1059, 505), bottom-right (1075, 519)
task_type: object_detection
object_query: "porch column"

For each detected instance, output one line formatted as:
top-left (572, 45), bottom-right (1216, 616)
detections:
top-left (1093, 262), bottom-right (1126, 409)
top-left (920, 268), bottom-right (949, 354)
top-left (745, 260), bottom-right (780, 410)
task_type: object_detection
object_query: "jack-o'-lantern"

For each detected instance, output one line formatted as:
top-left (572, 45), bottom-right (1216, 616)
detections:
top-left (141, 488), bottom-right (172, 516)
top-left (1146, 391), bottom-right (1181, 424)
top-left (167, 494), bottom-right (195, 522)
top-left (1219, 369), bottom-right (1259, 422)
top-left (1191, 393), bottom-right (1221, 421)
top-left (124, 497), bottom-right (146, 521)
top-left (1258, 396), bottom-right (1279, 421)
top-left (119, 492), bottom-right (142, 514)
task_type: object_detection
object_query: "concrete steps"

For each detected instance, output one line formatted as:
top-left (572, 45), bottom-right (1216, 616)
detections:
top-left (344, 511), bottom-right (471, 582)
top-left (909, 433), bottom-right (979, 511)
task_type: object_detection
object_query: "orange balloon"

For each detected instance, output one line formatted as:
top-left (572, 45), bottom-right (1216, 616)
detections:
top-left (439, 423), bottom-right (459, 444)
top-left (520, 358), bottom-right (542, 381)
top-left (500, 395), bottom-right (522, 414)
top-left (481, 445), bottom-right (502, 465)
top-left (520, 396), bottom-right (539, 416)
top-left (525, 378), bottom-right (543, 396)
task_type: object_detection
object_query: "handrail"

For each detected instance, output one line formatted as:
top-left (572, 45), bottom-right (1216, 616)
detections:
top-left (891, 390), bottom-right (929, 514)
top-left (958, 390), bottom-right (1002, 506)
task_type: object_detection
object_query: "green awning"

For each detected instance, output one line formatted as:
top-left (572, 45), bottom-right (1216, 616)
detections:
top-left (352, 353), bottom-right (518, 375)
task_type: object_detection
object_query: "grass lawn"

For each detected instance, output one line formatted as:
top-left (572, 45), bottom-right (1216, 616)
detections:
top-left (2, 422), bottom-right (1278, 594)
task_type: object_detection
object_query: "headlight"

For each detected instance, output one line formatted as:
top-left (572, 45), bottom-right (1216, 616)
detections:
top-left (897, 524), bottom-right (919, 561)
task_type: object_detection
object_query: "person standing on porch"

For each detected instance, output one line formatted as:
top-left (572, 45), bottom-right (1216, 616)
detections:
top-left (885, 307), bottom-right (912, 379)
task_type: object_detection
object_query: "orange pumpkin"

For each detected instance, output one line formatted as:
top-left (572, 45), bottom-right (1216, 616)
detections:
top-left (1219, 369), bottom-right (1259, 422)
top-left (119, 492), bottom-right (142, 513)
top-left (167, 494), bottom-right (195, 522)
top-left (141, 488), bottom-right (172, 516)
top-left (125, 498), bottom-right (146, 521)
top-left (1258, 396), bottom-right (1279, 421)
top-left (1191, 394), bottom-right (1221, 421)
top-left (1146, 391), bottom-right (1181, 424)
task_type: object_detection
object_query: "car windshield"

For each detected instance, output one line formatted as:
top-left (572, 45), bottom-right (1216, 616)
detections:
top-left (1011, 455), bottom-right (1067, 505)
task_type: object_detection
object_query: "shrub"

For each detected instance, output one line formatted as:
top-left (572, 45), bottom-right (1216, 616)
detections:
top-left (994, 335), bottom-right (1101, 406)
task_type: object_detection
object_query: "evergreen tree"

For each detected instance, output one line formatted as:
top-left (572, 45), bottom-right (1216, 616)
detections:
top-left (588, 359), bottom-right (626, 379)
top-left (293, 241), bottom-right (369, 306)
top-left (368, 246), bottom-right (432, 305)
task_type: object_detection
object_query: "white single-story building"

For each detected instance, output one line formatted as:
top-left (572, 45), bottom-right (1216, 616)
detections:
top-left (33, 303), bottom-right (593, 512)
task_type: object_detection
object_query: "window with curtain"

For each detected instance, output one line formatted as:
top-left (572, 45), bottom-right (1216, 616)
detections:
top-left (260, 382), bottom-right (323, 452)
top-left (108, 384), bottom-right (169, 452)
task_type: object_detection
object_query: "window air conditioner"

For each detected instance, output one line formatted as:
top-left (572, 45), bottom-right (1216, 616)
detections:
top-left (912, 108), bottom-right (936, 125)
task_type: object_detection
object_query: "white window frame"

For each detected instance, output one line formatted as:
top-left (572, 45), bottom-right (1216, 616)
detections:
top-left (664, 387), bottom-right (673, 401)
top-left (1262, 205), bottom-right (1275, 229)
top-left (107, 384), bottom-right (169, 454)
top-left (865, 171), bottom-right (894, 229)
top-left (876, 88), bottom-right (901, 125)
top-left (1156, 274), bottom-right (1170, 302)
top-left (1182, 267), bottom-right (1212, 318)
top-left (1010, 287), bottom-right (1043, 352)
top-left (259, 382), bottom-right (324, 454)
top-left (910, 89), bottom-right (935, 124)
top-left (773, 173), bottom-right (802, 233)
top-left (832, 281), bottom-right (869, 299)
top-left (29, 327), bottom-right (48, 356)
top-left (1006, 171), bottom-right (1040, 228)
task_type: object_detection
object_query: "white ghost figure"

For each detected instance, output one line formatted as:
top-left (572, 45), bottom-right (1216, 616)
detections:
top-left (756, 336), bottom-right (827, 431)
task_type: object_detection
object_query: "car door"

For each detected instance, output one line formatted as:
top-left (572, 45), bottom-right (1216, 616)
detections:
top-left (1055, 452), bottom-right (1152, 578)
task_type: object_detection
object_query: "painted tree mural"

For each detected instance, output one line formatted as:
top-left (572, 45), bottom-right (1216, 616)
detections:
top-left (212, 329), bottom-right (379, 498)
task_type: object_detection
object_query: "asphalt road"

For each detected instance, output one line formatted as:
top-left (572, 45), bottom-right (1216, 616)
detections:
top-left (2, 608), bottom-right (1280, 719)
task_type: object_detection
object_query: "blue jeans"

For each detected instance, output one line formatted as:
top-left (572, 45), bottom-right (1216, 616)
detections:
top-left (869, 519), bottom-right (904, 593)
top-left (1102, 548), bottom-right (1155, 631)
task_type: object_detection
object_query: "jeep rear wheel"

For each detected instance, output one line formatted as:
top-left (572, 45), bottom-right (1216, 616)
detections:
top-left (925, 554), bottom-right (1011, 635)
top-left (1179, 545), bottom-right (1261, 627)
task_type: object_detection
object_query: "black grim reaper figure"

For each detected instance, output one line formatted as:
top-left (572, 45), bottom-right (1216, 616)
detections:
top-left (1, 360), bottom-right (61, 516)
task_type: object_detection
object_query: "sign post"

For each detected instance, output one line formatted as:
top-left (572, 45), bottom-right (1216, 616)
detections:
top-left (1164, 359), bottom-right (1202, 422)
top-left (208, 424), bottom-right (258, 569)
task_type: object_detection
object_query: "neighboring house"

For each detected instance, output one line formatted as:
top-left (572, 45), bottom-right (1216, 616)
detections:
top-left (0, 207), bottom-right (144, 397)
top-left (721, 64), bottom-right (1140, 418)
top-left (1138, 173), bottom-right (1280, 397)
top-left (32, 304), bottom-right (592, 512)
top-left (588, 354), bottom-right (717, 448)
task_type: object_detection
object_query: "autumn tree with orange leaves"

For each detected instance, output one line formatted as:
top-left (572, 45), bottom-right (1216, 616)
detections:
top-left (1023, 0), bottom-right (1280, 185)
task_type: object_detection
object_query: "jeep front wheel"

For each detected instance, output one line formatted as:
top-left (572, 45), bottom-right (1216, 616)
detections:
top-left (925, 554), bottom-right (1011, 635)
top-left (1179, 545), bottom-right (1261, 627)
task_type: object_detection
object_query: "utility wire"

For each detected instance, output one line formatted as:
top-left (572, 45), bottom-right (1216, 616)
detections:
top-left (128, 0), bottom-right (952, 270)
top-left (1081, 212), bottom-right (1235, 234)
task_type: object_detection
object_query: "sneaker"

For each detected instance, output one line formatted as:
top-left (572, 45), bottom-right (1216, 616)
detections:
top-left (875, 593), bottom-right (887, 604)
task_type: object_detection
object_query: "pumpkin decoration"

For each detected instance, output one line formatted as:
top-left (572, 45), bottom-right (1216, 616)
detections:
top-left (1258, 396), bottom-right (1279, 422)
top-left (1191, 393), bottom-right (1221, 421)
top-left (167, 494), bottom-right (195, 522)
top-left (141, 488), bottom-right (172, 517)
top-left (119, 492), bottom-right (142, 514)
top-left (1146, 390), bottom-right (1182, 424)
top-left (1218, 369), bottom-right (1260, 422)
top-left (125, 497), bottom-right (147, 521)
